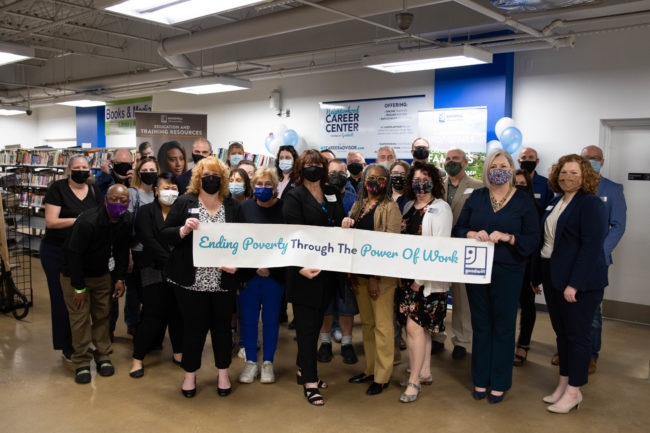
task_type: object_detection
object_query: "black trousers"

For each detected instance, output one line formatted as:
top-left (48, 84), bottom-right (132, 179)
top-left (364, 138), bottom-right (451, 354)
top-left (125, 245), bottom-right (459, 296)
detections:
top-left (293, 302), bottom-right (326, 383)
top-left (174, 286), bottom-right (235, 372)
top-left (132, 282), bottom-right (183, 360)
top-left (517, 264), bottom-right (536, 347)
top-left (541, 259), bottom-right (603, 387)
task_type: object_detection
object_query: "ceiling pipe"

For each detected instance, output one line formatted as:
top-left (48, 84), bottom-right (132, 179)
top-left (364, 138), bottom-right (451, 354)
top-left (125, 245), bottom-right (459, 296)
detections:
top-left (543, 9), bottom-right (650, 34)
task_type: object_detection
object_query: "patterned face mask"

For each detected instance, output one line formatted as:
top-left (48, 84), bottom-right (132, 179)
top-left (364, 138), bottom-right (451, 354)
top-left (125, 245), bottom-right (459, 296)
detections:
top-left (412, 180), bottom-right (433, 194)
top-left (488, 168), bottom-right (512, 185)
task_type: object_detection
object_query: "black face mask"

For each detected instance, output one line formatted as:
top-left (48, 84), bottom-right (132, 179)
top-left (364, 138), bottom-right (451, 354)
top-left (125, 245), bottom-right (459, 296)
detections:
top-left (201, 175), bottom-right (221, 195)
top-left (192, 153), bottom-right (205, 164)
top-left (328, 172), bottom-right (348, 190)
top-left (515, 184), bottom-right (529, 193)
top-left (302, 166), bottom-right (325, 183)
top-left (140, 172), bottom-right (158, 186)
top-left (520, 160), bottom-right (537, 173)
top-left (413, 147), bottom-right (429, 160)
top-left (347, 162), bottom-right (363, 176)
top-left (391, 175), bottom-right (405, 191)
top-left (113, 162), bottom-right (132, 177)
top-left (70, 170), bottom-right (90, 184)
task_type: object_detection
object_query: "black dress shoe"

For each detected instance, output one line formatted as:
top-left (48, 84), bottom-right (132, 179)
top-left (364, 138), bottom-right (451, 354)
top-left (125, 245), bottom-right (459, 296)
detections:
top-left (431, 341), bottom-right (445, 354)
top-left (217, 387), bottom-right (231, 397)
top-left (366, 382), bottom-right (389, 395)
top-left (489, 391), bottom-right (506, 404)
top-left (349, 373), bottom-right (374, 384)
top-left (182, 387), bottom-right (196, 398)
top-left (129, 368), bottom-right (144, 378)
top-left (317, 342), bottom-right (333, 363)
top-left (341, 344), bottom-right (358, 364)
top-left (452, 345), bottom-right (467, 360)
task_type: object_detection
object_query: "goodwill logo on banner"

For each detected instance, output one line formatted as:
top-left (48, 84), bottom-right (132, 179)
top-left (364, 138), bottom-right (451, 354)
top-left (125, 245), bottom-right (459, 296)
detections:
top-left (193, 223), bottom-right (494, 284)
top-left (105, 96), bottom-right (152, 136)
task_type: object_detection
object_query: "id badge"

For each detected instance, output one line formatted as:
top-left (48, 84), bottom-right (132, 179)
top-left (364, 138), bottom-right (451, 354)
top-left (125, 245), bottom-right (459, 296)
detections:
top-left (108, 257), bottom-right (115, 272)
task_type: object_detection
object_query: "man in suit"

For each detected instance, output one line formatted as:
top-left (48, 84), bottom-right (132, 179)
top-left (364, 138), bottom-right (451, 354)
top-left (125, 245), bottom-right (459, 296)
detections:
top-left (432, 148), bottom-right (484, 359)
top-left (518, 147), bottom-right (554, 208)
top-left (580, 145), bottom-right (627, 374)
top-left (177, 138), bottom-right (212, 194)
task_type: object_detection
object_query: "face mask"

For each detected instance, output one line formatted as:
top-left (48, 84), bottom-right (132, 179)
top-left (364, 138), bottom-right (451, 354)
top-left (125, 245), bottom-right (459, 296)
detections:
top-left (328, 172), bottom-right (347, 191)
top-left (113, 162), bottom-right (132, 177)
top-left (391, 175), bottom-right (405, 191)
top-left (515, 184), bottom-right (529, 193)
top-left (589, 160), bottom-right (601, 173)
top-left (412, 181), bottom-right (433, 195)
top-left (488, 168), bottom-right (512, 185)
top-left (192, 153), bottom-right (205, 164)
top-left (230, 154), bottom-right (244, 166)
top-left (106, 199), bottom-right (128, 219)
top-left (254, 187), bottom-right (274, 202)
top-left (558, 174), bottom-right (582, 193)
top-left (444, 161), bottom-right (463, 177)
top-left (520, 160), bottom-right (537, 173)
top-left (413, 147), bottom-right (429, 160)
top-left (302, 166), bottom-right (325, 182)
top-left (347, 162), bottom-right (363, 176)
top-left (140, 172), bottom-right (157, 186)
top-left (366, 180), bottom-right (386, 195)
top-left (201, 175), bottom-right (221, 195)
top-left (229, 182), bottom-right (245, 196)
top-left (70, 170), bottom-right (90, 184)
top-left (158, 189), bottom-right (178, 206)
top-left (278, 159), bottom-right (293, 172)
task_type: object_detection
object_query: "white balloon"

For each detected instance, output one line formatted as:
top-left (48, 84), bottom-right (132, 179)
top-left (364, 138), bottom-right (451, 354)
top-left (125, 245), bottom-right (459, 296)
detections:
top-left (495, 117), bottom-right (516, 140)
top-left (269, 137), bottom-right (283, 156)
top-left (486, 140), bottom-right (503, 155)
top-left (273, 123), bottom-right (288, 141)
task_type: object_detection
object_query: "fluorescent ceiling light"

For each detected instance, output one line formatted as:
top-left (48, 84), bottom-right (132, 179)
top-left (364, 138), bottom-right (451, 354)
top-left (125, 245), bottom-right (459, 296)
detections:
top-left (169, 76), bottom-right (252, 95)
top-left (0, 41), bottom-right (35, 66)
top-left (56, 99), bottom-right (106, 107)
top-left (0, 109), bottom-right (26, 116)
top-left (106, 0), bottom-right (264, 24)
top-left (363, 45), bottom-right (492, 73)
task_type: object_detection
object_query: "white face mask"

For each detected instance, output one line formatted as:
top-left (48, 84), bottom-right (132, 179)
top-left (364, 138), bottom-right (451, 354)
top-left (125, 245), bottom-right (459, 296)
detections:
top-left (158, 189), bottom-right (179, 206)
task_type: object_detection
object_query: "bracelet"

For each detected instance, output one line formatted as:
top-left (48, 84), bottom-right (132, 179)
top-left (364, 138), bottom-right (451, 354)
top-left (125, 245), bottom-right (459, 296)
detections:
top-left (74, 288), bottom-right (86, 294)
top-left (179, 226), bottom-right (187, 237)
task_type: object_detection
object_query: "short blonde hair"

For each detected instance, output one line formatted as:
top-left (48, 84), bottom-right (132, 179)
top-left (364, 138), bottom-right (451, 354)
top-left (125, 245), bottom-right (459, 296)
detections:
top-left (251, 166), bottom-right (280, 194)
top-left (483, 149), bottom-right (515, 187)
top-left (186, 156), bottom-right (230, 198)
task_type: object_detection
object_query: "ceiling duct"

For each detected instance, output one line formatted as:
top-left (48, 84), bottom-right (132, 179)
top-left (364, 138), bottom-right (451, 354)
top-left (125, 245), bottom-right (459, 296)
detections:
top-left (490, 0), bottom-right (597, 12)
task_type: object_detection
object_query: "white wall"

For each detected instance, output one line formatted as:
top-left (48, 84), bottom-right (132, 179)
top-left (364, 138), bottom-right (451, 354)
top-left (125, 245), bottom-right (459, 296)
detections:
top-left (0, 105), bottom-right (76, 149)
top-left (153, 68), bottom-right (435, 156)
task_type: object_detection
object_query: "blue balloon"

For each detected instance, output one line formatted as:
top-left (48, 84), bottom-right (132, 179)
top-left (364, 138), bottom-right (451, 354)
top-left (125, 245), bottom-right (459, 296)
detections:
top-left (500, 127), bottom-right (523, 154)
top-left (283, 129), bottom-right (299, 147)
top-left (264, 134), bottom-right (275, 153)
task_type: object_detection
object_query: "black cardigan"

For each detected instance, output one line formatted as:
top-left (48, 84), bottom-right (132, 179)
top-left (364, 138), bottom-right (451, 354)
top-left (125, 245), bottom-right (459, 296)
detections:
top-left (282, 185), bottom-right (345, 308)
top-left (159, 193), bottom-right (244, 287)
top-left (134, 201), bottom-right (170, 270)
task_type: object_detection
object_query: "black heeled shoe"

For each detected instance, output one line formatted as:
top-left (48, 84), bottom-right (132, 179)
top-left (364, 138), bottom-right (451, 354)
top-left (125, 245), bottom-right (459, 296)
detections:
top-left (129, 368), bottom-right (144, 378)
top-left (303, 386), bottom-right (324, 406)
top-left (489, 391), bottom-right (506, 404)
top-left (217, 376), bottom-right (232, 397)
top-left (181, 378), bottom-right (196, 398)
top-left (296, 370), bottom-right (328, 388)
top-left (473, 388), bottom-right (487, 400)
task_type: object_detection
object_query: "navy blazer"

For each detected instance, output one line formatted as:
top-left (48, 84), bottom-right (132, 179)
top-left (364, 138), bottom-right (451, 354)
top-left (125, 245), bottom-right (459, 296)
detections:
top-left (535, 192), bottom-right (608, 292)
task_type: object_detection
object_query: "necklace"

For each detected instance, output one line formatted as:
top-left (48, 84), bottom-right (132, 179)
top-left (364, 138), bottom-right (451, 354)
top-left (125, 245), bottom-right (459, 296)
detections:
top-left (356, 200), bottom-right (379, 224)
top-left (490, 185), bottom-right (514, 212)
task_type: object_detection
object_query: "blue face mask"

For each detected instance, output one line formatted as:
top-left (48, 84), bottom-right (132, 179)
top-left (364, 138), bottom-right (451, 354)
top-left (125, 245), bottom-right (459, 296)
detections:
top-left (278, 159), bottom-right (293, 172)
top-left (230, 154), bottom-right (244, 166)
top-left (229, 182), bottom-right (245, 196)
top-left (254, 187), bottom-right (274, 202)
top-left (589, 160), bottom-right (601, 173)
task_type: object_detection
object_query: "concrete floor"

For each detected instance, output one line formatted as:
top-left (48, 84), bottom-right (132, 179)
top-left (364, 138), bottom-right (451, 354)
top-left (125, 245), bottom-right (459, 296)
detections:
top-left (1, 258), bottom-right (649, 433)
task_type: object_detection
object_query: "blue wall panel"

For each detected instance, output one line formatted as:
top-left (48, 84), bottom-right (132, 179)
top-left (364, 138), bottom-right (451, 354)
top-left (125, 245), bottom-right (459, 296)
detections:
top-left (76, 106), bottom-right (105, 148)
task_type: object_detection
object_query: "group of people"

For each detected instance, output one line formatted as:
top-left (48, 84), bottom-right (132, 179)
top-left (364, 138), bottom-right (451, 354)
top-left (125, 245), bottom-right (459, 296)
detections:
top-left (39, 136), bottom-right (626, 413)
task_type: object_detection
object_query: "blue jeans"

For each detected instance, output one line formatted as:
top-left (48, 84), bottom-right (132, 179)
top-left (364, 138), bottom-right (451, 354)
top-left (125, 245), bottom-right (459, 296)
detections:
top-left (590, 302), bottom-right (602, 360)
top-left (239, 276), bottom-right (284, 363)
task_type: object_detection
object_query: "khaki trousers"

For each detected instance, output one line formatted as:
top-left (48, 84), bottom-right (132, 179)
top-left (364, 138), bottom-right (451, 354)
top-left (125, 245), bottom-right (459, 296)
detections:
top-left (432, 282), bottom-right (473, 349)
top-left (60, 273), bottom-right (113, 368)
top-left (355, 277), bottom-right (396, 384)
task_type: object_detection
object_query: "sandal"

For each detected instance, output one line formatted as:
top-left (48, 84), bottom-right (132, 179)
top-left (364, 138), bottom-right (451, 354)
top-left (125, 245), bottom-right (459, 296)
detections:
top-left (399, 382), bottom-right (421, 403)
top-left (399, 375), bottom-right (433, 386)
top-left (513, 345), bottom-right (530, 367)
top-left (296, 370), bottom-right (328, 388)
top-left (303, 386), bottom-right (324, 406)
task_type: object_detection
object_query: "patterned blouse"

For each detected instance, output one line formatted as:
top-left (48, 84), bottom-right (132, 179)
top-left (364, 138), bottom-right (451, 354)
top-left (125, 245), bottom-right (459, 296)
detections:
top-left (170, 201), bottom-right (225, 293)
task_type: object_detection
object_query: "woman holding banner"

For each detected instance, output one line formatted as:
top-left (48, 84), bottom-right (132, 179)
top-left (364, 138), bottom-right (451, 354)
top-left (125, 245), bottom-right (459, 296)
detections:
top-left (396, 162), bottom-right (453, 403)
top-left (342, 164), bottom-right (401, 396)
top-left (454, 149), bottom-right (539, 404)
top-left (283, 149), bottom-right (346, 406)
top-left (160, 156), bottom-right (244, 399)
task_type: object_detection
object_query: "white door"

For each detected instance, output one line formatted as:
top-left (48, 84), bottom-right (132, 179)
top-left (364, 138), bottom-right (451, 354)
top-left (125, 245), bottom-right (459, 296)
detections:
top-left (605, 124), bottom-right (650, 323)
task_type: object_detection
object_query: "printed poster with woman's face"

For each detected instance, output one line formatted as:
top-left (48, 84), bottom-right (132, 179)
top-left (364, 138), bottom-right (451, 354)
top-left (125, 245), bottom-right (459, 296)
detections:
top-left (135, 112), bottom-right (208, 176)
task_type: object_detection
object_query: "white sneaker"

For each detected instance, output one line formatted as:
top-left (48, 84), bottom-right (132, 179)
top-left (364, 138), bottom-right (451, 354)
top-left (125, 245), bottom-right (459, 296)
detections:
top-left (239, 361), bottom-right (258, 383)
top-left (237, 347), bottom-right (246, 359)
top-left (260, 361), bottom-right (275, 384)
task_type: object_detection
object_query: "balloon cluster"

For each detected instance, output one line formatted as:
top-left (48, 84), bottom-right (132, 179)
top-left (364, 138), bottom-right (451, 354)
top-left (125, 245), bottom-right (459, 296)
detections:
top-left (487, 117), bottom-right (523, 155)
top-left (264, 125), bottom-right (302, 155)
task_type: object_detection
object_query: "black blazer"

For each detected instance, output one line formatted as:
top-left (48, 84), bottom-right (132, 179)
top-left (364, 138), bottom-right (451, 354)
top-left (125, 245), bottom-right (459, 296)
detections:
top-left (134, 201), bottom-right (170, 270)
top-left (282, 185), bottom-right (345, 308)
top-left (533, 192), bottom-right (608, 292)
top-left (159, 193), bottom-right (244, 287)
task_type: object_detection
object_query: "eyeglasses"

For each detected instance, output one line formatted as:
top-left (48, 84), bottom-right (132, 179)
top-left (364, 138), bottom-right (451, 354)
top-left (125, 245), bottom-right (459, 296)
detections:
top-left (366, 176), bottom-right (387, 182)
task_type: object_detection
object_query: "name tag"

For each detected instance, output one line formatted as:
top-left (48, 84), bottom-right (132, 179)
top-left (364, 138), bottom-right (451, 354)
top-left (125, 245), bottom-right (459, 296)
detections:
top-left (108, 257), bottom-right (115, 272)
top-left (601, 196), bottom-right (607, 202)
top-left (324, 194), bottom-right (337, 203)
top-left (534, 193), bottom-right (541, 199)
top-left (189, 208), bottom-right (199, 215)
top-left (427, 207), bottom-right (439, 214)
top-left (463, 188), bottom-right (473, 194)
top-left (545, 205), bottom-right (554, 211)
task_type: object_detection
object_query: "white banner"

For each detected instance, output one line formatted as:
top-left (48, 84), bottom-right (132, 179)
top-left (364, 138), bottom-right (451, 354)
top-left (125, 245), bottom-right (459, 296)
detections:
top-left (318, 95), bottom-right (429, 160)
top-left (193, 223), bottom-right (494, 284)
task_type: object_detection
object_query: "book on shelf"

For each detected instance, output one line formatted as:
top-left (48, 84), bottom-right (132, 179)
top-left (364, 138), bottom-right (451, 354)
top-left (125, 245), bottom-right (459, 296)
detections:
top-left (215, 148), bottom-right (275, 167)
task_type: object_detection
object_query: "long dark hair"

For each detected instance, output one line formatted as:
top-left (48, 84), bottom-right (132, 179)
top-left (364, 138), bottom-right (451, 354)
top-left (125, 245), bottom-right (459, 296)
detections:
top-left (157, 140), bottom-right (187, 174)
top-left (275, 145), bottom-right (299, 183)
top-left (405, 161), bottom-right (444, 200)
top-left (294, 149), bottom-right (328, 188)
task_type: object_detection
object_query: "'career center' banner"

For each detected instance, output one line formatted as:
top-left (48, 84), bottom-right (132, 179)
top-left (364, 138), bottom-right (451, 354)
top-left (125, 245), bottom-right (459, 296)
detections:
top-left (193, 223), bottom-right (494, 284)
